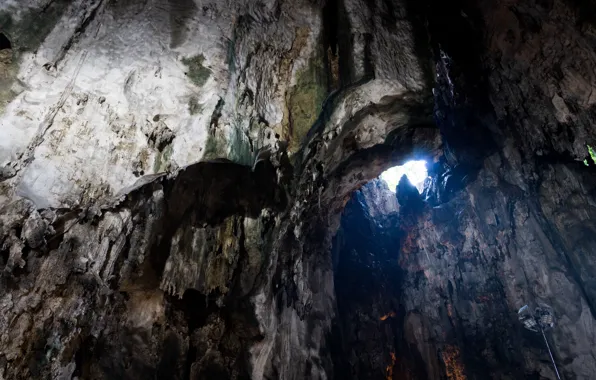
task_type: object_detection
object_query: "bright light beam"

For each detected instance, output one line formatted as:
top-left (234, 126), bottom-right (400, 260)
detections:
top-left (380, 160), bottom-right (428, 194)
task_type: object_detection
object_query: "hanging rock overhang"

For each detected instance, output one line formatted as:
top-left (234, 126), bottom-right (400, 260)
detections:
top-left (293, 78), bottom-right (441, 220)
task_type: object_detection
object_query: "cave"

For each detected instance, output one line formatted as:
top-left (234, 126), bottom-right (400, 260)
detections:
top-left (1, 0), bottom-right (596, 379)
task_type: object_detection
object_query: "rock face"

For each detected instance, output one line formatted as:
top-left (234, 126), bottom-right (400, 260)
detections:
top-left (333, 167), bottom-right (596, 379)
top-left (0, 0), bottom-right (327, 207)
top-left (1, 0), bottom-right (596, 379)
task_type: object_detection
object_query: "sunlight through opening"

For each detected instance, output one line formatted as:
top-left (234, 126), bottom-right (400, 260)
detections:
top-left (380, 160), bottom-right (428, 194)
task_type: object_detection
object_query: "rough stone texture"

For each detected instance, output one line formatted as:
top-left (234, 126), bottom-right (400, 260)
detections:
top-left (331, 179), bottom-right (405, 380)
top-left (1, 0), bottom-right (596, 379)
top-left (333, 156), bottom-right (596, 379)
top-left (0, 159), bottom-right (285, 379)
top-left (0, 0), bottom-right (433, 378)
top-left (0, 0), bottom-right (325, 208)
top-left (330, 0), bottom-right (596, 378)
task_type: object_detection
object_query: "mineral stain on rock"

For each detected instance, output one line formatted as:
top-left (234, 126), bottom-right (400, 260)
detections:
top-left (188, 96), bottom-right (204, 115)
top-left (182, 54), bottom-right (211, 87)
top-left (168, 0), bottom-right (198, 49)
top-left (0, 33), bottom-right (13, 111)
top-left (153, 144), bottom-right (174, 173)
top-left (288, 54), bottom-right (328, 152)
top-left (0, 1), bottom-right (71, 112)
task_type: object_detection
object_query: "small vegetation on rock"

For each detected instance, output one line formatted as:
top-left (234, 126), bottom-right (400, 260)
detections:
top-left (584, 145), bottom-right (596, 166)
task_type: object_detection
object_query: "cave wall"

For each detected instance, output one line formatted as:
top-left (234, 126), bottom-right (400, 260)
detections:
top-left (334, 168), bottom-right (596, 380)
top-left (1, 0), bottom-right (596, 379)
top-left (401, 161), bottom-right (596, 380)
top-left (0, 0), bottom-right (435, 379)
top-left (331, 0), bottom-right (596, 378)
top-left (0, 0), bottom-right (326, 207)
top-left (420, 0), bottom-right (596, 377)
top-left (0, 161), bottom-right (285, 379)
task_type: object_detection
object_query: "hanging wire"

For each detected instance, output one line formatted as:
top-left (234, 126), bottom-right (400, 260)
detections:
top-left (540, 328), bottom-right (561, 380)
top-left (518, 304), bottom-right (562, 380)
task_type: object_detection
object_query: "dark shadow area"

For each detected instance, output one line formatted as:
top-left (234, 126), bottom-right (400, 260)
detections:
top-left (165, 160), bottom-right (287, 227)
top-left (114, 159), bottom-right (287, 290)
top-left (0, 33), bottom-right (11, 50)
top-left (403, 0), bottom-right (497, 168)
top-left (331, 178), bottom-right (429, 379)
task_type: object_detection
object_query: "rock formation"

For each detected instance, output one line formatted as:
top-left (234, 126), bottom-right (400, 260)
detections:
top-left (1, 0), bottom-right (596, 379)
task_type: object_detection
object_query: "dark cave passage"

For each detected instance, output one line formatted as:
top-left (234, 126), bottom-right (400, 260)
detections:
top-left (330, 160), bottom-right (453, 380)
top-left (330, 171), bottom-right (515, 380)
top-left (0, 33), bottom-right (11, 50)
top-left (331, 178), bottom-right (419, 380)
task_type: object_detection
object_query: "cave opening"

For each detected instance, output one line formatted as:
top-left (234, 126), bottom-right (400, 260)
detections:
top-left (0, 33), bottom-right (11, 50)
top-left (380, 160), bottom-right (429, 194)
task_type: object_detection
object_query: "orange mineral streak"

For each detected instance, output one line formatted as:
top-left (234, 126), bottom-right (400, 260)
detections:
top-left (380, 311), bottom-right (396, 321)
top-left (442, 345), bottom-right (467, 380)
top-left (386, 352), bottom-right (397, 380)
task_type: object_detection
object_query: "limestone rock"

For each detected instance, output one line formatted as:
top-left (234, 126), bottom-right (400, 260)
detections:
top-left (0, 0), bottom-right (596, 379)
